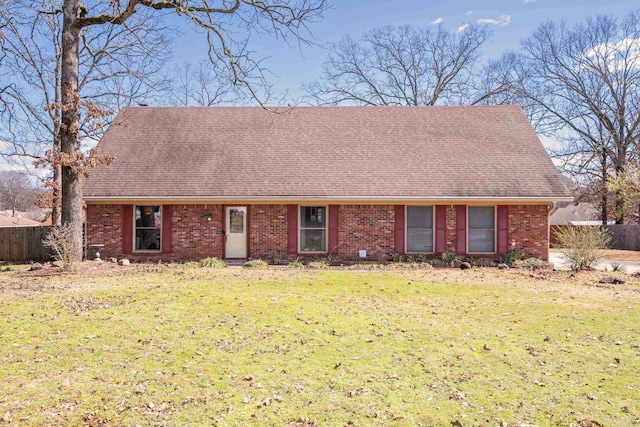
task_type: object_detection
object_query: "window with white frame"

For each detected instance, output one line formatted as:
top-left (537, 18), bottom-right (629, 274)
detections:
top-left (299, 206), bottom-right (326, 252)
top-left (135, 205), bottom-right (161, 251)
top-left (468, 206), bottom-right (495, 253)
top-left (406, 206), bottom-right (434, 253)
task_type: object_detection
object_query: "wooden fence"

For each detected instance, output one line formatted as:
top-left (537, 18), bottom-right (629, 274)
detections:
top-left (603, 225), bottom-right (640, 251)
top-left (0, 226), bottom-right (52, 263)
top-left (552, 224), bottom-right (640, 251)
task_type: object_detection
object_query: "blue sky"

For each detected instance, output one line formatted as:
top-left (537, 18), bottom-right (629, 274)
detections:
top-left (171, 0), bottom-right (639, 100)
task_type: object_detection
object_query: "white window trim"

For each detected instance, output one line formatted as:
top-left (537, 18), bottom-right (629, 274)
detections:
top-left (298, 205), bottom-right (328, 253)
top-left (405, 205), bottom-right (435, 254)
top-left (133, 205), bottom-right (162, 253)
top-left (466, 205), bottom-right (496, 254)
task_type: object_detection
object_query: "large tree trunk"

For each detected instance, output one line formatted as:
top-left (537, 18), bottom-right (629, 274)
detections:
top-left (51, 164), bottom-right (62, 226)
top-left (60, 0), bottom-right (83, 260)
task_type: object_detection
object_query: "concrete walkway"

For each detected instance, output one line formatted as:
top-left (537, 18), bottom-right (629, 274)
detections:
top-left (549, 251), bottom-right (640, 273)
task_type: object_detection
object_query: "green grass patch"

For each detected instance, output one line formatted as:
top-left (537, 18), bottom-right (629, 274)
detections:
top-left (1, 266), bottom-right (638, 426)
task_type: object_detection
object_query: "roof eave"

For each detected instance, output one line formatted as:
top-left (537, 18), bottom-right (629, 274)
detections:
top-left (84, 195), bottom-right (574, 204)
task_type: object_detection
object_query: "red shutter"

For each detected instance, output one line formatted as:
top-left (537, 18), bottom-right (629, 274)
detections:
top-left (456, 205), bottom-right (466, 255)
top-left (287, 204), bottom-right (298, 254)
top-left (435, 205), bottom-right (446, 253)
top-left (497, 205), bottom-right (509, 255)
top-left (161, 205), bottom-right (173, 254)
top-left (394, 205), bottom-right (405, 254)
top-left (122, 204), bottom-right (133, 254)
top-left (328, 205), bottom-right (339, 254)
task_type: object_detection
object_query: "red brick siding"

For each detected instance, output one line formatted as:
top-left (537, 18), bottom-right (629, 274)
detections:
top-left (85, 203), bottom-right (550, 262)
top-left (337, 205), bottom-right (395, 260)
top-left (445, 206), bottom-right (457, 254)
top-left (171, 204), bottom-right (223, 260)
top-left (249, 204), bottom-right (288, 260)
top-left (508, 204), bottom-right (550, 261)
top-left (86, 204), bottom-right (124, 259)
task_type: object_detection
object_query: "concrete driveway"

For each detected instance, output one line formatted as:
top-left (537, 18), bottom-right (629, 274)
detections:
top-left (549, 250), bottom-right (640, 273)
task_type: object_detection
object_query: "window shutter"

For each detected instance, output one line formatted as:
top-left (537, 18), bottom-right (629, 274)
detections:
top-left (394, 205), bottom-right (405, 254)
top-left (287, 204), bottom-right (298, 254)
top-left (497, 205), bottom-right (509, 255)
top-left (435, 205), bottom-right (446, 253)
top-left (328, 205), bottom-right (339, 254)
top-left (122, 204), bottom-right (133, 254)
top-left (456, 205), bottom-right (466, 254)
top-left (161, 205), bottom-right (173, 254)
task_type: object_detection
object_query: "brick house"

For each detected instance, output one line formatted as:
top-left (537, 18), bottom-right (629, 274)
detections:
top-left (83, 106), bottom-right (571, 262)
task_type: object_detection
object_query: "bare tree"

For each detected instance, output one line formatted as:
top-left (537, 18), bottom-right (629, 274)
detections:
top-left (496, 11), bottom-right (640, 223)
top-left (0, 0), bottom-right (172, 225)
top-left (0, 170), bottom-right (36, 217)
top-left (36, 0), bottom-right (327, 260)
top-left (170, 61), bottom-right (241, 106)
top-left (305, 24), bottom-right (496, 106)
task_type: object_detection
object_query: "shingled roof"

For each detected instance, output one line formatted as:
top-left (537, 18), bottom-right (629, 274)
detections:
top-left (83, 105), bottom-right (571, 201)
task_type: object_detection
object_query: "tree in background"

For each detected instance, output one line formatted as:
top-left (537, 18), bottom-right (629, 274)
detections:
top-left (305, 24), bottom-right (502, 106)
top-left (0, 170), bottom-right (37, 217)
top-left (170, 61), bottom-right (241, 107)
top-left (1, 0), bottom-right (327, 261)
top-left (0, 0), bottom-right (172, 225)
top-left (493, 10), bottom-right (640, 224)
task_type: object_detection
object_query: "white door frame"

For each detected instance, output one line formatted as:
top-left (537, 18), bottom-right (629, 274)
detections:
top-left (224, 206), bottom-right (248, 259)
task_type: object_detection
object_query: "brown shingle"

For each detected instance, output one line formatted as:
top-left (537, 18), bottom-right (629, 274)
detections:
top-left (83, 105), bottom-right (571, 200)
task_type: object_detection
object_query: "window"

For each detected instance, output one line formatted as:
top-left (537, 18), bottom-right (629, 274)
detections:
top-left (406, 206), bottom-right (433, 253)
top-left (468, 206), bottom-right (495, 253)
top-left (299, 206), bottom-right (326, 252)
top-left (135, 205), bottom-right (161, 251)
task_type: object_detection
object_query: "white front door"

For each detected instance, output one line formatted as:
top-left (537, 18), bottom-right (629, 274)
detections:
top-left (225, 206), bottom-right (247, 258)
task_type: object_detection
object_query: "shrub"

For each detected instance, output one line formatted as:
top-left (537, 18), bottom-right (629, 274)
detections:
top-left (466, 257), bottom-right (495, 268)
top-left (518, 257), bottom-right (551, 270)
top-left (500, 251), bottom-right (520, 266)
top-left (270, 250), bottom-right (282, 265)
top-left (554, 226), bottom-right (612, 271)
top-left (441, 252), bottom-right (461, 267)
top-left (307, 260), bottom-right (329, 269)
top-left (287, 259), bottom-right (304, 268)
top-left (426, 257), bottom-right (446, 267)
top-left (43, 224), bottom-right (80, 272)
top-left (243, 259), bottom-right (269, 269)
top-left (199, 257), bottom-right (226, 268)
top-left (390, 253), bottom-right (404, 263)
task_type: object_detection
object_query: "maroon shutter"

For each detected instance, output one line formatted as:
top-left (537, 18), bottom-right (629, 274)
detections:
top-left (328, 205), bottom-right (339, 254)
top-left (122, 204), bottom-right (133, 254)
top-left (456, 205), bottom-right (466, 254)
top-left (497, 205), bottom-right (508, 255)
top-left (394, 205), bottom-right (405, 254)
top-left (287, 204), bottom-right (298, 254)
top-left (435, 205), bottom-right (446, 253)
top-left (161, 205), bottom-right (173, 254)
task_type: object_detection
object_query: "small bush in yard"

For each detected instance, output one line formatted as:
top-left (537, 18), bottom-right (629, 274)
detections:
top-left (307, 260), bottom-right (329, 269)
top-left (554, 226), bottom-right (612, 271)
top-left (243, 259), bottom-right (269, 268)
top-left (518, 257), bottom-right (551, 270)
top-left (43, 224), bottom-right (79, 272)
top-left (199, 257), bottom-right (226, 268)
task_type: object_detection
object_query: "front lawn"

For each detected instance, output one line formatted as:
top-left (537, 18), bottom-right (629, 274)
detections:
top-left (1, 265), bottom-right (638, 426)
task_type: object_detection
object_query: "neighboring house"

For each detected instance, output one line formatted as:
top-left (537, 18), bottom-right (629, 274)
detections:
top-left (83, 106), bottom-right (572, 262)
top-left (550, 202), bottom-right (599, 226)
top-left (0, 214), bottom-right (44, 227)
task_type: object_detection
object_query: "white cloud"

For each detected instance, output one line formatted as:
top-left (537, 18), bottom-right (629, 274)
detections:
top-left (431, 17), bottom-right (443, 25)
top-left (457, 23), bottom-right (470, 33)
top-left (477, 15), bottom-right (511, 26)
top-left (466, 10), bottom-right (473, 16)
top-left (523, 0), bottom-right (537, 3)
top-left (583, 37), bottom-right (640, 72)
